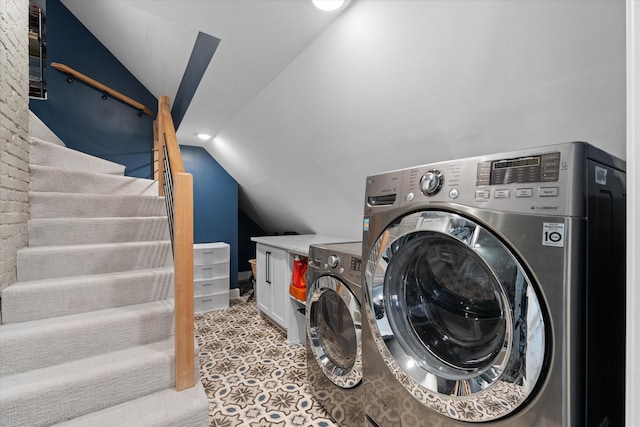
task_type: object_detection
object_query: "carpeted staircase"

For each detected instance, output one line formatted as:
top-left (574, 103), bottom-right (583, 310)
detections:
top-left (0, 136), bottom-right (209, 426)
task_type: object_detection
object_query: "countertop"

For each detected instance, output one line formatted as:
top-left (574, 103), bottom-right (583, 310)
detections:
top-left (251, 234), bottom-right (357, 255)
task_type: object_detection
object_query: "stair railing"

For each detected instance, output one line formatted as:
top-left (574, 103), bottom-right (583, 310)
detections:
top-left (154, 95), bottom-right (195, 391)
top-left (51, 62), bottom-right (154, 116)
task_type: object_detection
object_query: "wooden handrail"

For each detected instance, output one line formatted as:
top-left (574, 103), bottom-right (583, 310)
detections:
top-left (154, 95), bottom-right (195, 391)
top-left (51, 62), bottom-right (154, 116)
top-left (159, 101), bottom-right (185, 173)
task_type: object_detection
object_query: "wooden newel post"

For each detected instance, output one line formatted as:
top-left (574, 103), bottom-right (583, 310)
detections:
top-left (174, 172), bottom-right (195, 391)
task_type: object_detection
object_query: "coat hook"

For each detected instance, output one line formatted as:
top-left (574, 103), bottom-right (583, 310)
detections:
top-left (66, 75), bottom-right (73, 83)
top-left (101, 93), bottom-right (108, 100)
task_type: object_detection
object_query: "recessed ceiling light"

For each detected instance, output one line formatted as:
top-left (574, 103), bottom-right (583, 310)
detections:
top-left (197, 133), bottom-right (212, 141)
top-left (312, 0), bottom-right (344, 12)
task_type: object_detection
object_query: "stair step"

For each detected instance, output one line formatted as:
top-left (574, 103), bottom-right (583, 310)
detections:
top-left (1, 127), bottom-right (209, 427)
top-left (1, 267), bottom-right (174, 323)
top-left (0, 339), bottom-right (195, 427)
top-left (30, 137), bottom-right (126, 175)
top-left (29, 192), bottom-right (167, 218)
top-left (0, 300), bottom-right (174, 376)
top-left (54, 381), bottom-right (209, 427)
top-left (30, 165), bottom-right (158, 196)
top-left (28, 217), bottom-right (170, 246)
top-left (17, 241), bottom-right (173, 282)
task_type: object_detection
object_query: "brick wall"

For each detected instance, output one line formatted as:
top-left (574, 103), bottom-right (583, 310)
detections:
top-left (0, 0), bottom-right (29, 292)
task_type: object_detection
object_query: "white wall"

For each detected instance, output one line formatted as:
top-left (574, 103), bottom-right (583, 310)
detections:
top-left (627, 0), bottom-right (638, 423)
top-left (208, 0), bottom-right (625, 238)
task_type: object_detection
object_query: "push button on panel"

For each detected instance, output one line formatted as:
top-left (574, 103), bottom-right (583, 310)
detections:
top-left (475, 190), bottom-right (490, 200)
top-left (538, 187), bottom-right (559, 197)
top-left (476, 161), bottom-right (491, 186)
top-left (515, 188), bottom-right (533, 198)
top-left (494, 189), bottom-right (510, 199)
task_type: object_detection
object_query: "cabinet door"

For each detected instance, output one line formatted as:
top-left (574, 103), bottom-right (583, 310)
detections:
top-left (255, 244), bottom-right (272, 315)
top-left (269, 248), bottom-right (289, 328)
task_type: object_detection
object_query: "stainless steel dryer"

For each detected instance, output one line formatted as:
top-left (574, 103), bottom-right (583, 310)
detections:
top-left (361, 142), bottom-right (625, 426)
top-left (307, 241), bottom-right (364, 427)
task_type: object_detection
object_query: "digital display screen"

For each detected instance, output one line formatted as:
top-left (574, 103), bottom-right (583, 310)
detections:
top-left (493, 157), bottom-right (540, 170)
top-left (477, 152), bottom-right (560, 186)
top-left (490, 155), bottom-right (544, 185)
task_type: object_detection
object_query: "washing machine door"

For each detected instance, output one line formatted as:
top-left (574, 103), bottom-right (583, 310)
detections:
top-left (307, 275), bottom-right (362, 389)
top-left (365, 210), bottom-right (547, 422)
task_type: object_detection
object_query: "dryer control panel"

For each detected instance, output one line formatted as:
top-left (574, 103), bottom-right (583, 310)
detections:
top-left (308, 242), bottom-right (362, 288)
top-left (321, 253), bottom-right (361, 286)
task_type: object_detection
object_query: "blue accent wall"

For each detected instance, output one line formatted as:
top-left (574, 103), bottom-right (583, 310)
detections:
top-left (181, 146), bottom-right (239, 289)
top-left (29, 0), bottom-right (157, 178)
top-left (238, 209), bottom-right (265, 274)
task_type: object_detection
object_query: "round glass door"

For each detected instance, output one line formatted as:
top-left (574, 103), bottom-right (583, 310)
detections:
top-left (307, 276), bottom-right (362, 389)
top-left (365, 210), bottom-right (548, 422)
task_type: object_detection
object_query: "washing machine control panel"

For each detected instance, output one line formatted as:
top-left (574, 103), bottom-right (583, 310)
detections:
top-left (402, 152), bottom-right (564, 214)
top-left (365, 142), bottom-right (602, 217)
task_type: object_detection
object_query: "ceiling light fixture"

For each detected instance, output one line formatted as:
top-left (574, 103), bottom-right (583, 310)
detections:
top-left (312, 0), bottom-right (344, 12)
top-left (197, 133), bottom-right (212, 141)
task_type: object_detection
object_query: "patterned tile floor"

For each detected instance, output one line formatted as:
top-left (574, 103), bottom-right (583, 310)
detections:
top-left (195, 292), bottom-right (339, 427)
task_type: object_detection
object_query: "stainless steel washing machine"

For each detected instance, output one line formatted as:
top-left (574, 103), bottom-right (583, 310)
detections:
top-left (361, 142), bottom-right (625, 426)
top-left (307, 241), bottom-right (364, 426)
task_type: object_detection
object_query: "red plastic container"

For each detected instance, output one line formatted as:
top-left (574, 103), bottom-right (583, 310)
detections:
top-left (289, 255), bottom-right (308, 301)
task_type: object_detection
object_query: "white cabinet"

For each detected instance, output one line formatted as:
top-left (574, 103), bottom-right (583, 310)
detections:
top-left (252, 235), bottom-right (354, 345)
top-left (194, 242), bottom-right (230, 312)
top-left (256, 244), bottom-right (290, 329)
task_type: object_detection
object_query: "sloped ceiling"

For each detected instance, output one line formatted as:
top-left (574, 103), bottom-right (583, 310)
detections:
top-left (60, 0), bottom-right (349, 144)
top-left (60, 0), bottom-right (626, 239)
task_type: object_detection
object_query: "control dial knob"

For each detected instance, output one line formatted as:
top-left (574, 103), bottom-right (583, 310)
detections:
top-left (419, 170), bottom-right (444, 195)
top-left (327, 255), bottom-right (340, 268)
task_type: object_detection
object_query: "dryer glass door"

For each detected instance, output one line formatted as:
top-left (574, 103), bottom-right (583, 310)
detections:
top-left (365, 210), bottom-right (547, 422)
top-left (307, 275), bottom-right (362, 389)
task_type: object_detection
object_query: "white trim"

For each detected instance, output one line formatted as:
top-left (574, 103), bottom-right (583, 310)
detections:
top-left (626, 1), bottom-right (639, 424)
top-left (229, 288), bottom-right (241, 300)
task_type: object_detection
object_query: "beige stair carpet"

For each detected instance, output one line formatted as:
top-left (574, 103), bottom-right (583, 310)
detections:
top-left (0, 134), bottom-right (208, 426)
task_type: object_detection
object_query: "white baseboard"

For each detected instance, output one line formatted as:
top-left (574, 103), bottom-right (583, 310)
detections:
top-left (230, 288), bottom-right (240, 300)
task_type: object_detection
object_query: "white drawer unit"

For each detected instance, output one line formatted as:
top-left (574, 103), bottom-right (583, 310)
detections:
top-left (194, 242), bottom-right (230, 265)
top-left (194, 276), bottom-right (229, 297)
top-left (195, 293), bottom-right (228, 313)
top-left (194, 242), bottom-right (230, 312)
top-left (194, 262), bottom-right (229, 280)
